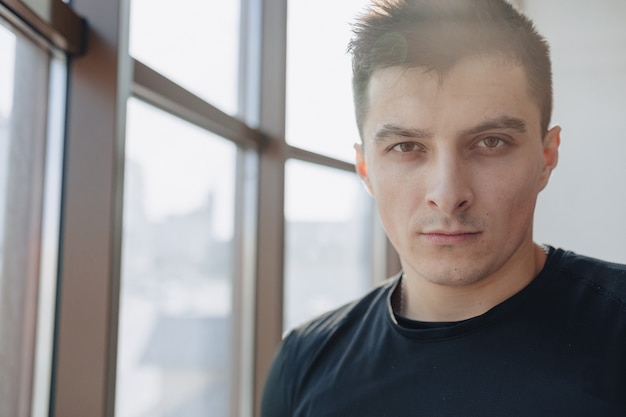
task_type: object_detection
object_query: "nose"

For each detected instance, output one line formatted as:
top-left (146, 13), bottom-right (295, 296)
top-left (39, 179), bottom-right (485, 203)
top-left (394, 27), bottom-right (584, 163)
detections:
top-left (424, 152), bottom-right (474, 215)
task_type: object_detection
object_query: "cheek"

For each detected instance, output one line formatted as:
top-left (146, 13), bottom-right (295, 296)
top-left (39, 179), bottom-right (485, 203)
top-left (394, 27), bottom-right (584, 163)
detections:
top-left (370, 174), bottom-right (422, 233)
top-left (486, 169), bottom-right (541, 229)
top-left (373, 184), bottom-right (414, 221)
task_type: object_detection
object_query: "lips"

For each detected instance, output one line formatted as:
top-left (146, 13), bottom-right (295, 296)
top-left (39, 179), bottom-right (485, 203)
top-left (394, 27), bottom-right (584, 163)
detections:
top-left (420, 231), bottom-right (481, 245)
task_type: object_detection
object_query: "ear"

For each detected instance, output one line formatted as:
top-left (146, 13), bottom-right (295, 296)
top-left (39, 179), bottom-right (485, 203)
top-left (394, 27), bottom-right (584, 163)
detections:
top-left (539, 125), bottom-right (561, 191)
top-left (354, 143), bottom-right (374, 195)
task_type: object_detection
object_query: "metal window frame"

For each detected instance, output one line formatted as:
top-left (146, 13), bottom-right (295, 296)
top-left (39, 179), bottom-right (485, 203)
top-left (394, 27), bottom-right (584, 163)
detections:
top-left (51, 0), bottom-right (130, 414)
top-left (0, 0), bottom-right (86, 55)
top-left (250, 0), bottom-right (287, 414)
top-left (22, 0), bottom-right (392, 416)
top-left (132, 59), bottom-right (266, 150)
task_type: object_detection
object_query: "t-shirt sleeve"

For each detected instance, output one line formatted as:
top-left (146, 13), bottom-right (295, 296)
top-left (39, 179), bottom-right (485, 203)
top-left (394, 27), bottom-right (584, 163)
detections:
top-left (260, 333), bottom-right (296, 417)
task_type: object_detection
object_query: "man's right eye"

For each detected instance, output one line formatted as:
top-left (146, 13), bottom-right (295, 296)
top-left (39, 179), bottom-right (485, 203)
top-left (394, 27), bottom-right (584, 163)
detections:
top-left (391, 142), bottom-right (420, 153)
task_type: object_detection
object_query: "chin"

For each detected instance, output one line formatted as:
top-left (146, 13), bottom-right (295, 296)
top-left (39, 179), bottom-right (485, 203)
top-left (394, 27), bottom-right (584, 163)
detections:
top-left (413, 262), bottom-right (493, 287)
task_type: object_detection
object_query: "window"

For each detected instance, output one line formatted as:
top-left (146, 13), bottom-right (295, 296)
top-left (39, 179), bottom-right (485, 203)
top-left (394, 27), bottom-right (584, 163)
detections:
top-left (0, 18), bottom-right (66, 417)
top-left (286, 0), bottom-right (371, 162)
top-left (284, 159), bottom-right (374, 330)
top-left (116, 98), bottom-right (237, 417)
top-left (0, 0), bottom-right (386, 415)
top-left (129, 0), bottom-right (241, 115)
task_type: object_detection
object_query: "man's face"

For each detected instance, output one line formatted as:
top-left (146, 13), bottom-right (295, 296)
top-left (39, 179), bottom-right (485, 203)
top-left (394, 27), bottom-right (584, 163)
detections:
top-left (356, 56), bottom-right (560, 287)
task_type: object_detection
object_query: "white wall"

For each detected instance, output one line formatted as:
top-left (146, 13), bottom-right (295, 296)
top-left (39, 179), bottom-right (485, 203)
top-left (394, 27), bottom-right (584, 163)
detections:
top-left (525, 0), bottom-right (626, 264)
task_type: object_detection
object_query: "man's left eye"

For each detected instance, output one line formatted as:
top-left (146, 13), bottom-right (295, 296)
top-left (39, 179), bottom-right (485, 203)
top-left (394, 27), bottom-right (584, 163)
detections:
top-left (479, 136), bottom-right (504, 148)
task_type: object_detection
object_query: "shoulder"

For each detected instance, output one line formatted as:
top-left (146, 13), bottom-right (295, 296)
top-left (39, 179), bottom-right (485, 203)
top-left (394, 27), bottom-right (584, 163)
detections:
top-left (284, 276), bottom-right (397, 355)
top-left (551, 248), bottom-right (626, 307)
top-left (271, 275), bottom-right (398, 376)
top-left (261, 276), bottom-right (398, 416)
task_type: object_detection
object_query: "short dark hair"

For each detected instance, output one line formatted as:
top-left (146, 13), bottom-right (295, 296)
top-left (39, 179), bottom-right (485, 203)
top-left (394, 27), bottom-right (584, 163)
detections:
top-left (348, 0), bottom-right (553, 139)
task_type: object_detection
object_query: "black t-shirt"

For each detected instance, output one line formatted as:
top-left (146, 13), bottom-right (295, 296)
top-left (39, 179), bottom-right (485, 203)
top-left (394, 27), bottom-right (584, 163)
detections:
top-left (261, 248), bottom-right (626, 417)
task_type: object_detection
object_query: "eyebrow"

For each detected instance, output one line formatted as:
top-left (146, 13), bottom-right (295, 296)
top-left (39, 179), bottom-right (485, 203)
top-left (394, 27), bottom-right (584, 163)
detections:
top-left (462, 116), bottom-right (527, 136)
top-left (371, 115), bottom-right (527, 144)
top-left (372, 124), bottom-right (433, 144)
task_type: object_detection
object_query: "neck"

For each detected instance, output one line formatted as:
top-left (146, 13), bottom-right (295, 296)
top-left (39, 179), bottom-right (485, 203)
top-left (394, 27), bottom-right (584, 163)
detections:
top-left (399, 243), bottom-right (548, 322)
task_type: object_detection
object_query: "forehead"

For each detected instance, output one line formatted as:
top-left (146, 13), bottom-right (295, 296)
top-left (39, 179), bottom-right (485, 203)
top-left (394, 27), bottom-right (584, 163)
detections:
top-left (363, 57), bottom-right (542, 141)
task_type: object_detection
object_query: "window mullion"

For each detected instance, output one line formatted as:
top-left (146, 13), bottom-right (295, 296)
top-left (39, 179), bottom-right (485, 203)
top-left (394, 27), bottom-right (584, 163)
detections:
top-left (51, 0), bottom-right (129, 415)
top-left (252, 0), bottom-right (288, 416)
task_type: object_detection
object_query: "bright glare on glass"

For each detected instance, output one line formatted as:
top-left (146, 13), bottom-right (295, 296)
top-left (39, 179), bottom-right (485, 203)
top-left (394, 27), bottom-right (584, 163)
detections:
top-left (32, 56), bottom-right (66, 417)
top-left (0, 24), bottom-right (14, 121)
top-left (286, 0), bottom-right (371, 162)
top-left (129, 0), bottom-right (240, 115)
top-left (116, 98), bottom-right (237, 417)
top-left (0, 26), bottom-right (15, 273)
top-left (284, 159), bottom-right (373, 331)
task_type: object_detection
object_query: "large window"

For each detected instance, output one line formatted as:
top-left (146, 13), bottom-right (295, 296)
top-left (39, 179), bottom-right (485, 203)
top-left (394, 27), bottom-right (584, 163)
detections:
top-left (286, 0), bottom-right (370, 162)
top-left (283, 0), bottom-right (379, 333)
top-left (1, 0), bottom-right (387, 416)
top-left (0, 0), bottom-right (402, 408)
top-left (122, 0), bottom-right (382, 414)
top-left (284, 160), bottom-right (373, 331)
top-left (0, 17), bottom-right (66, 417)
top-left (116, 1), bottom-right (247, 415)
top-left (129, 0), bottom-right (241, 115)
top-left (116, 99), bottom-right (237, 417)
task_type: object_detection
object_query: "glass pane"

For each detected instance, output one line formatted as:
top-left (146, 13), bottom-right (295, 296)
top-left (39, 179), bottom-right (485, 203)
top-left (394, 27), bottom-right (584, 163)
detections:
top-left (32, 56), bottom-right (66, 417)
top-left (284, 159), bottom-right (374, 331)
top-left (286, 0), bottom-right (370, 162)
top-left (0, 19), bottom-right (64, 417)
top-left (0, 27), bottom-right (15, 239)
top-left (116, 98), bottom-right (237, 417)
top-left (20, 0), bottom-right (51, 21)
top-left (129, 0), bottom-right (240, 115)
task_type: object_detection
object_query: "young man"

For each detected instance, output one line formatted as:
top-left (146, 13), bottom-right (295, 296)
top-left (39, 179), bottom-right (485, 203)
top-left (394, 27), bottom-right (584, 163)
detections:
top-left (262, 1), bottom-right (626, 415)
